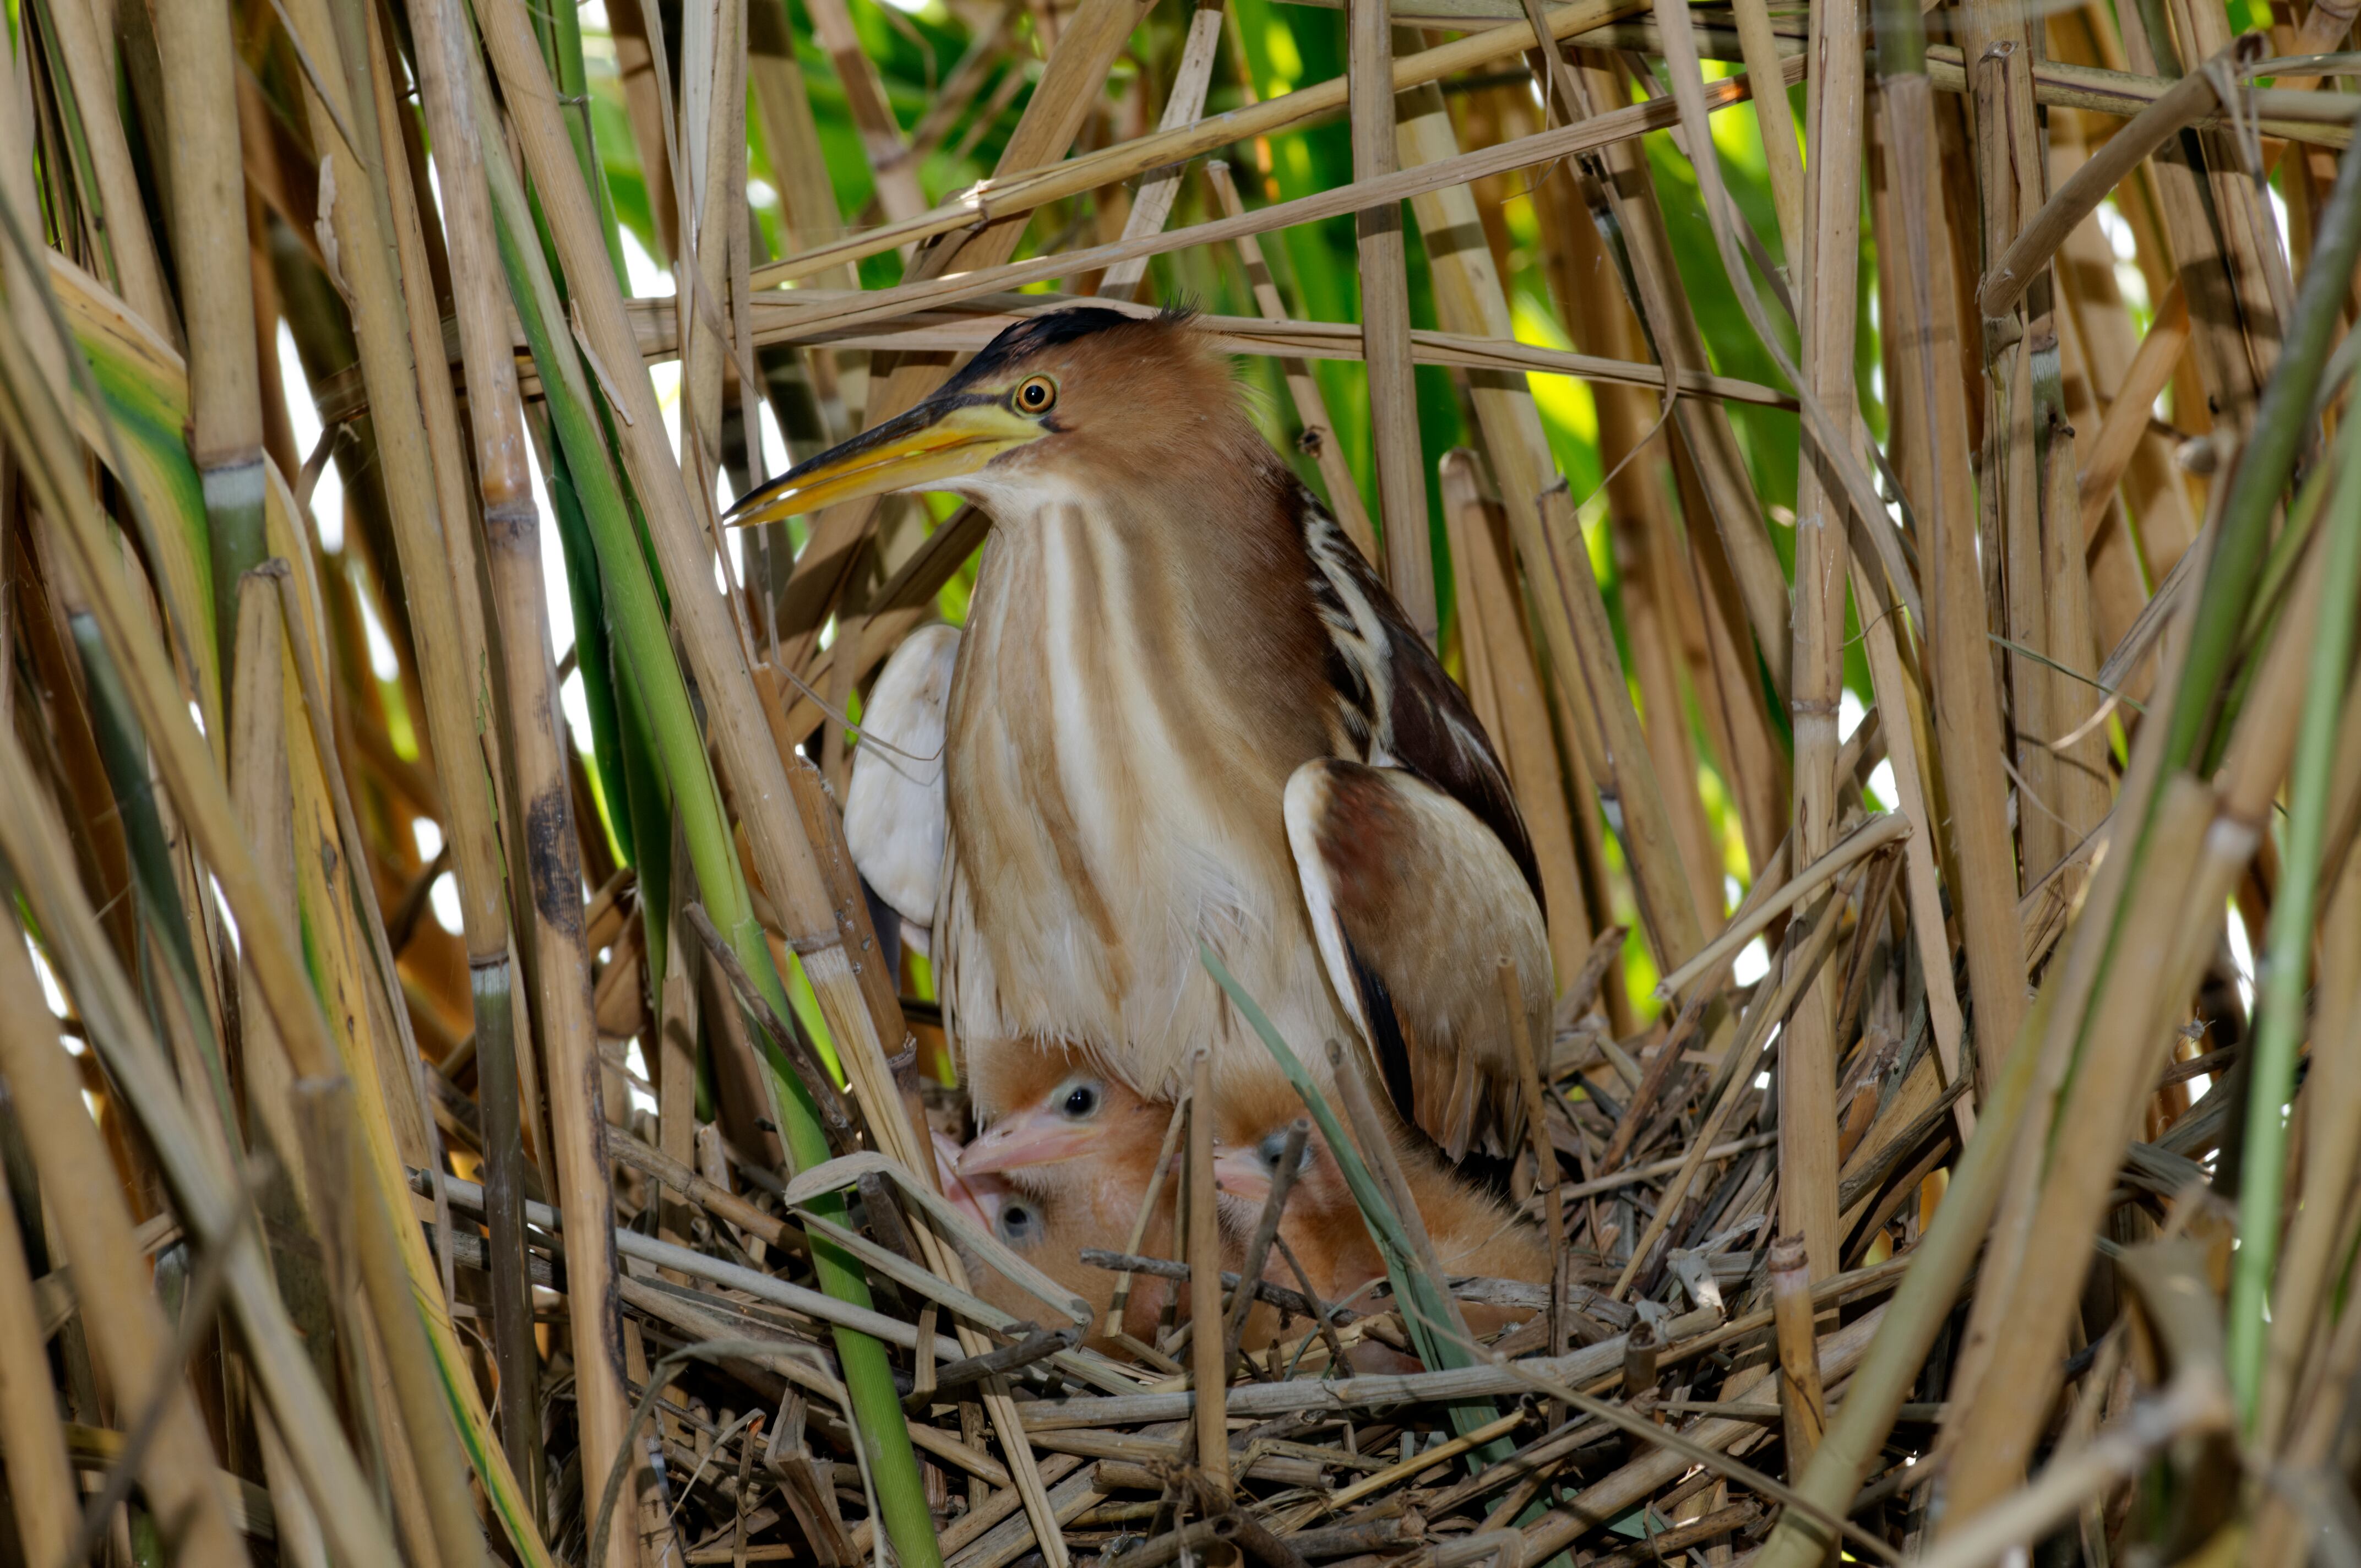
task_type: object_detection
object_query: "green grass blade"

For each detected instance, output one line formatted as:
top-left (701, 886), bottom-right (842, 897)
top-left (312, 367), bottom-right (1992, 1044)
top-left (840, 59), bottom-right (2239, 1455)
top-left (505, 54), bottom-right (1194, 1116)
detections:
top-left (68, 617), bottom-right (238, 1140)
top-left (2228, 415), bottom-right (2361, 1427)
top-left (535, 410), bottom-right (639, 867)
top-left (45, 253), bottom-right (221, 733)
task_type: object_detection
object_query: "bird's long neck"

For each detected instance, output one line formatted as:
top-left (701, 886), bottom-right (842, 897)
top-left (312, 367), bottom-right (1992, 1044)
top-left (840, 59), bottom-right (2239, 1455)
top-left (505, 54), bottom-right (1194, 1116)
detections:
top-left (957, 461), bottom-right (1346, 797)
top-left (943, 461), bottom-right (1361, 1105)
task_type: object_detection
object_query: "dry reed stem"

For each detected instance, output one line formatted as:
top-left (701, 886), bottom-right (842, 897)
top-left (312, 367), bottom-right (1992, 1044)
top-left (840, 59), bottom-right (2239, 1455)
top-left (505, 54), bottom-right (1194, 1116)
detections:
top-left (1940, 777), bottom-right (2217, 1519)
top-left (678, 301), bottom-right (1800, 406)
top-left (1780, 0), bottom-right (1865, 1282)
top-left (767, 0), bottom-right (1150, 669)
top-left (2077, 281), bottom-right (2190, 541)
top-left (1870, 32), bottom-right (2027, 1087)
top-left (1656, 811), bottom-right (1909, 1000)
top-left (1767, 1234), bottom-right (1826, 1473)
top-left (0, 1118), bottom-right (74, 1566)
top-left (1848, 557), bottom-right (1973, 1137)
top-left (683, 0), bottom-right (755, 519)
top-left (1438, 454), bottom-right (1596, 979)
top-left (1977, 50), bottom-right (2245, 319)
top-left (1537, 481), bottom-right (1707, 969)
top-left (1206, 159), bottom-right (1377, 555)
top-left (750, 0), bottom-right (854, 288)
top-left (1729, 0), bottom-right (1804, 252)
top-left (0, 907), bottom-right (251, 1567)
top-left (1097, 0), bottom-right (1226, 299)
top-left (41, 0), bottom-right (172, 336)
top-left (153, 0), bottom-right (265, 677)
top-left (802, 0), bottom-right (929, 221)
top-left (1346, 11), bottom-right (1430, 634)
top-left (286, 0), bottom-right (577, 1537)
top-left (406, 0), bottom-right (547, 1488)
top-left (1394, 76), bottom-right (1704, 962)
top-left (750, 0), bottom-right (1645, 286)
top-left (1654, 0), bottom-right (1922, 635)
top-left (223, 561), bottom-right (347, 1549)
top-left (1612, 880), bottom-right (1857, 1299)
top-left (1923, 46), bottom-right (2353, 141)
top-left (319, 1073), bottom-right (493, 1568)
top-left (356, 0), bottom-right (478, 1297)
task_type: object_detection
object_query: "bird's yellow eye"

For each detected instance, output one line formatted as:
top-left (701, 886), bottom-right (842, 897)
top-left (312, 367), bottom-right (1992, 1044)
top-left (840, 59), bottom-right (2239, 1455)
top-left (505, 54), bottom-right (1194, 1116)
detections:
top-left (1013, 375), bottom-right (1058, 415)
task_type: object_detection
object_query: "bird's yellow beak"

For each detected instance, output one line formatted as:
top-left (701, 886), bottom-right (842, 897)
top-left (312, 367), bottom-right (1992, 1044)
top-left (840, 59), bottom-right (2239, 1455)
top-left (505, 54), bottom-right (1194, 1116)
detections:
top-left (725, 395), bottom-right (1046, 527)
top-left (958, 1108), bottom-right (1103, 1175)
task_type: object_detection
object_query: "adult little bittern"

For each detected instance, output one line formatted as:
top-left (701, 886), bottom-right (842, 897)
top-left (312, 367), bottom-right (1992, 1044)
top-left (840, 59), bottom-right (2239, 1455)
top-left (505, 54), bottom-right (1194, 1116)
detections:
top-left (732, 306), bottom-right (1549, 1161)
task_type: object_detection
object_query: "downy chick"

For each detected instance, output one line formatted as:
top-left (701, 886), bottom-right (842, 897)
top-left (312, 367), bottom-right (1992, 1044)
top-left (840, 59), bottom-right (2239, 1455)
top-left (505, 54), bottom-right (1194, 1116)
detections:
top-left (1215, 1112), bottom-right (1549, 1352)
top-left (953, 1043), bottom-right (1198, 1347)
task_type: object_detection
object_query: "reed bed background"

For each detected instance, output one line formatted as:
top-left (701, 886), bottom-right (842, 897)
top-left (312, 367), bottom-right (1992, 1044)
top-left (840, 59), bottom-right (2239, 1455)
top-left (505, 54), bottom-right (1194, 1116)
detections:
top-left (0, 0), bottom-right (2354, 1561)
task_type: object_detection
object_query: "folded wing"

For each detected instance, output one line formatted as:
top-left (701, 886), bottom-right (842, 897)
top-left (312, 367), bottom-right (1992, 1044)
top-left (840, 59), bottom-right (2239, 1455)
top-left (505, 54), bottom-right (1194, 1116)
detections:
top-left (1284, 759), bottom-right (1551, 1161)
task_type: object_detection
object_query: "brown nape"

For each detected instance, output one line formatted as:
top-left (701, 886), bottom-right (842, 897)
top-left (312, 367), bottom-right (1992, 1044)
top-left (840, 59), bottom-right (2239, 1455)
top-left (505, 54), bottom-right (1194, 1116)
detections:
top-left (971, 317), bottom-right (1306, 562)
top-left (988, 317), bottom-right (1265, 487)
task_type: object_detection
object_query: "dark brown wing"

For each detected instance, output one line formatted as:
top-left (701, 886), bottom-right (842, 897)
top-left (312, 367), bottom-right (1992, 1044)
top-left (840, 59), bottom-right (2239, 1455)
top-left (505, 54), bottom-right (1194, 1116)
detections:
top-left (1285, 760), bottom-right (1551, 1161)
top-left (1293, 485), bottom-right (1543, 914)
top-left (1380, 612), bottom-right (1543, 914)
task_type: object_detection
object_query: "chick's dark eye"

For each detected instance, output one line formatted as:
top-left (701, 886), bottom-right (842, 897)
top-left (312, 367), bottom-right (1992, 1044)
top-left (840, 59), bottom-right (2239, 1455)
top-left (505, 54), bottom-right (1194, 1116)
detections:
top-left (1062, 1083), bottom-right (1100, 1119)
top-left (1014, 375), bottom-right (1057, 414)
top-left (998, 1201), bottom-right (1041, 1246)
